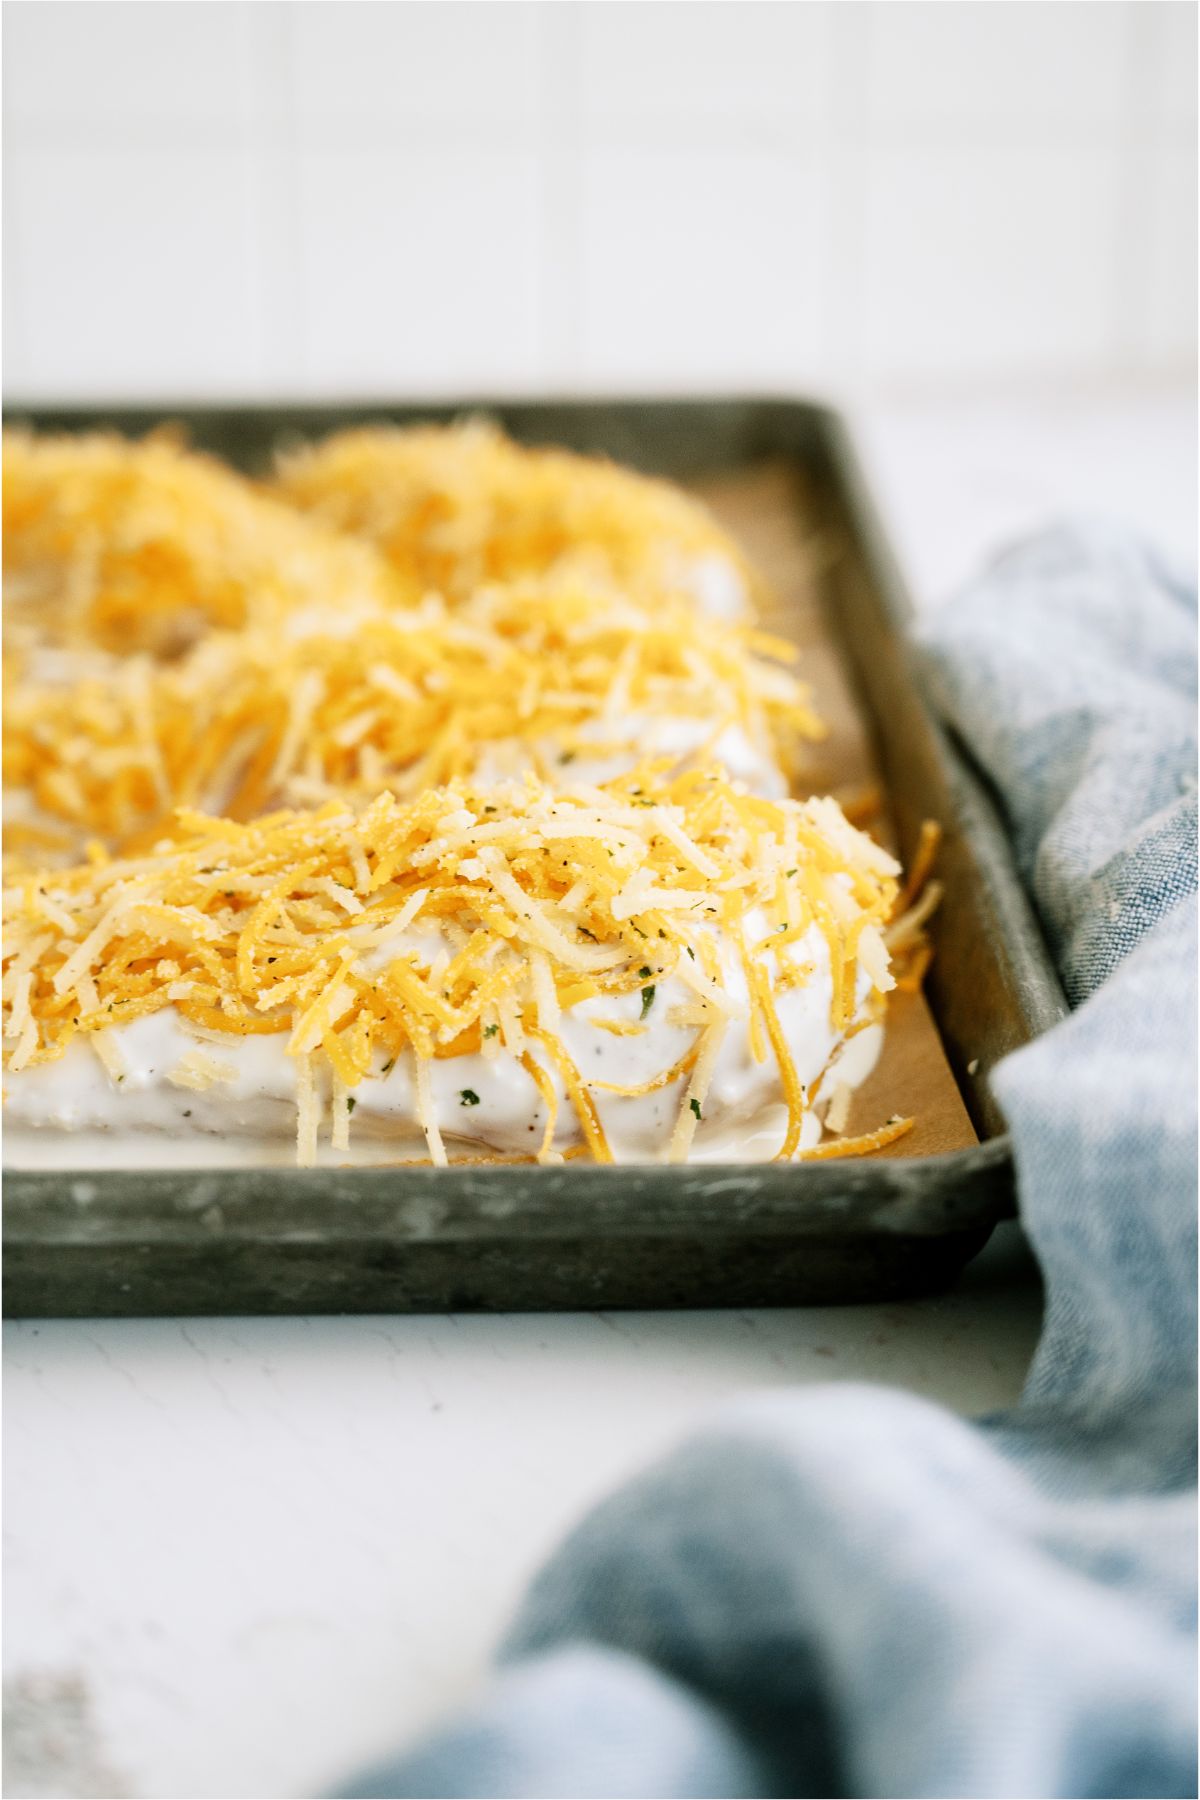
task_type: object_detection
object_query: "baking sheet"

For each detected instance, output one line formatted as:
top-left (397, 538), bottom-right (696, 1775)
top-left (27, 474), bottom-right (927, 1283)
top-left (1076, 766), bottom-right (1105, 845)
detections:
top-left (6, 394), bottom-right (1065, 1315)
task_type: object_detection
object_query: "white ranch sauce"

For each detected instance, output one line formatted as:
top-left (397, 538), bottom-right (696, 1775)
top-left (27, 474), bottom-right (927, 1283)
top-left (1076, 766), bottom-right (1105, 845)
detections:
top-left (682, 554), bottom-right (750, 621)
top-left (4, 918), bottom-right (883, 1169)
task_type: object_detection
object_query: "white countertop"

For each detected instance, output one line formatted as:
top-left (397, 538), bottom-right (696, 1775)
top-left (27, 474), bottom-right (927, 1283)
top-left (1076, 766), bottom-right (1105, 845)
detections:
top-left (856, 381), bottom-right (1197, 604)
top-left (5, 1232), bottom-right (1040, 1800)
top-left (4, 381), bottom-right (1194, 1800)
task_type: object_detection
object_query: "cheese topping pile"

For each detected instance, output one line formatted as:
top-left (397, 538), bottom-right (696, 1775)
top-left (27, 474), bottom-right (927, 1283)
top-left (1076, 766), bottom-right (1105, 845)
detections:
top-left (2, 768), bottom-right (904, 1166)
top-left (3, 428), bottom-right (397, 660)
top-left (4, 578), bottom-right (822, 864)
top-left (3, 419), bottom-right (938, 1168)
top-left (271, 419), bottom-right (759, 611)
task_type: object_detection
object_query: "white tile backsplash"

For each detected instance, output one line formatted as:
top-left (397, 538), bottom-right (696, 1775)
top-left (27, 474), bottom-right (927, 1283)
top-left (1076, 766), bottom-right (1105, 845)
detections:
top-left (1137, 147), bottom-right (1200, 364)
top-left (8, 145), bottom-right (262, 396)
top-left (860, 145), bottom-right (1120, 380)
top-left (295, 146), bottom-right (542, 393)
top-left (2, 0), bottom-right (1195, 399)
top-left (2, 143), bottom-right (28, 379)
top-left (1146, 1), bottom-right (1200, 140)
top-left (579, 1), bottom-right (834, 139)
top-left (3, 1), bottom-right (253, 138)
top-left (289, 2), bottom-right (541, 139)
top-left (579, 146), bottom-right (826, 383)
top-left (864, 0), bottom-right (1131, 137)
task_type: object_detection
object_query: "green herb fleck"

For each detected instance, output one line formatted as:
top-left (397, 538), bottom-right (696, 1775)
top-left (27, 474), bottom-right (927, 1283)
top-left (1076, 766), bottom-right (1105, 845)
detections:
top-left (686, 946), bottom-right (695, 960)
top-left (559, 750), bottom-right (576, 765)
top-left (690, 1097), bottom-right (702, 1120)
top-left (347, 1096), bottom-right (356, 1114)
top-left (786, 868), bottom-right (797, 877)
top-left (638, 965), bottom-right (653, 979)
top-left (640, 984), bottom-right (656, 1019)
top-left (483, 1023), bottom-right (499, 1038)
top-left (460, 1088), bottom-right (481, 1107)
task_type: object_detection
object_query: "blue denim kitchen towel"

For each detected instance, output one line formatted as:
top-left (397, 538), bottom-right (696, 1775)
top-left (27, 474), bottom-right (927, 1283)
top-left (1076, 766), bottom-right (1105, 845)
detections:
top-left (338, 526), bottom-right (1198, 1800)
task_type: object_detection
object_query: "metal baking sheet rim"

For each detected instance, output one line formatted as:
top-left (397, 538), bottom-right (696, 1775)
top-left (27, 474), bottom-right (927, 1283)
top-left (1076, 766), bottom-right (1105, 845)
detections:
top-left (1, 394), bottom-right (1068, 1315)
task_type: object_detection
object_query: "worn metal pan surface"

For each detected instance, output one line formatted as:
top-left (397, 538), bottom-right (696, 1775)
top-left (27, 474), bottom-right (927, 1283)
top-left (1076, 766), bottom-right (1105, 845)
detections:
top-left (2, 397), bottom-right (1066, 1316)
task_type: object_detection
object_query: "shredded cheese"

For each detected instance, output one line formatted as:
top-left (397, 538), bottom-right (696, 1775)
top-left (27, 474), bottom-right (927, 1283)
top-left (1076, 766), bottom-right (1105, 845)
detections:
top-left (271, 418), bottom-right (765, 614)
top-left (4, 578), bottom-right (822, 865)
top-left (2, 767), bottom-right (902, 1164)
top-left (797, 1115), bottom-right (915, 1160)
top-left (4, 422), bottom-right (941, 1170)
top-left (165, 1048), bottom-right (239, 1092)
top-left (3, 427), bottom-right (398, 663)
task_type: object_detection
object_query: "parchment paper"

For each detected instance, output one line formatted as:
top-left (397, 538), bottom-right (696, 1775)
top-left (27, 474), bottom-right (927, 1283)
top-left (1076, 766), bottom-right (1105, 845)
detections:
top-left (692, 462), bottom-right (978, 1160)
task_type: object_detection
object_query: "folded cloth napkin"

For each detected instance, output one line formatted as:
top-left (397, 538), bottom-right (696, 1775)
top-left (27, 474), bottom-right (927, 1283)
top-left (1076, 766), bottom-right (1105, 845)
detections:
top-left (336, 525), bottom-right (1197, 1800)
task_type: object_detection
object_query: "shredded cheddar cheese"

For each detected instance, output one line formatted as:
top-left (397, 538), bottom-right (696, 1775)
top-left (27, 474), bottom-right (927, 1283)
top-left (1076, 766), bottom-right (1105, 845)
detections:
top-left (4, 420), bottom-right (944, 1173)
top-left (3, 427), bottom-right (397, 660)
top-left (797, 1114), bottom-right (915, 1160)
top-left (2, 767), bottom-right (901, 1166)
top-left (270, 419), bottom-right (763, 613)
top-left (4, 578), bottom-right (823, 861)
